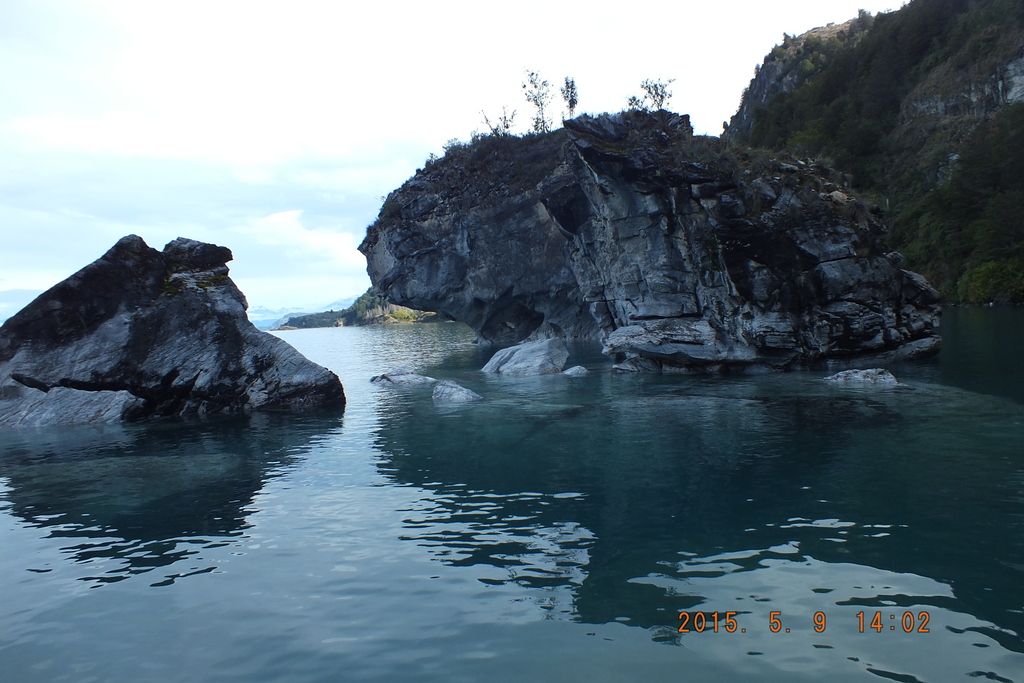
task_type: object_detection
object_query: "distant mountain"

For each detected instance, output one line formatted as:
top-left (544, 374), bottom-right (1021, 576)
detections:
top-left (319, 297), bottom-right (358, 311)
top-left (247, 306), bottom-right (312, 330)
top-left (247, 297), bottom-right (358, 330)
top-left (727, 0), bottom-right (1024, 302)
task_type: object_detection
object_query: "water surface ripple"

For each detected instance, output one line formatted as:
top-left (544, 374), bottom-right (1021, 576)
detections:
top-left (2, 312), bottom-right (1023, 682)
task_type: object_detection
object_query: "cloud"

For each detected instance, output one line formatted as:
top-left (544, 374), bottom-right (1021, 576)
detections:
top-left (225, 209), bottom-right (373, 309)
top-left (1, 0), bottom-right (908, 312)
top-left (0, 147), bottom-right (378, 309)
top-left (236, 210), bottom-right (367, 270)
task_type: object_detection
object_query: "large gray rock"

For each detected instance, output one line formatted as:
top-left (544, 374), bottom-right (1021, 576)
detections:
top-left (431, 380), bottom-right (483, 403)
top-left (481, 338), bottom-right (569, 376)
top-left (0, 235), bottom-right (345, 427)
top-left (360, 110), bottom-right (941, 372)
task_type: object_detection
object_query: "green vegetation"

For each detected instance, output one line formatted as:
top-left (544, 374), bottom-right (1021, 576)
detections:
top-left (737, 0), bottom-right (1024, 302)
top-left (196, 273), bottom-right (229, 289)
top-left (160, 276), bottom-right (185, 297)
top-left (748, 0), bottom-right (969, 186)
top-left (281, 288), bottom-right (440, 329)
top-left (481, 106), bottom-right (517, 137)
top-left (892, 103), bottom-right (1024, 300)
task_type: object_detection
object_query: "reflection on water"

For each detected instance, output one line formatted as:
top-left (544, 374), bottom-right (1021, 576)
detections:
top-left (897, 305), bottom-right (1024, 405)
top-left (0, 413), bottom-right (342, 585)
top-left (1, 315), bottom-right (1024, 682)
top-left (374, 369), bottom-right (1024, 657)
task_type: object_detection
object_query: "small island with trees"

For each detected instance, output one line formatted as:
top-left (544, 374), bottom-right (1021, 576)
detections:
top-left (275, 287), bottom-right (443, 330)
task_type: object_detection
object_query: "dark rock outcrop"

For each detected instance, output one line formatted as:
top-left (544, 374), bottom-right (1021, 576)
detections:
top-left (0, 236), bottom-right (345, 427)
top-left (360, 110), bottom-right (941, 372)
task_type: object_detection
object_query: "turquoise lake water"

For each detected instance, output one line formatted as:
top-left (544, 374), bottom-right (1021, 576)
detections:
top-left (1, 307), bottom-right (1023, 682)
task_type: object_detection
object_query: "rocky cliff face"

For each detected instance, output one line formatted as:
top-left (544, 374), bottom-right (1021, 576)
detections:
top-left (0, 236), bottom-right (345, 427)
top-left (892, 32), bottom-right (1024, 187)
top-left (722, 0), bottom-right (1024, 302)
top-left (360, 111), bottom-right (941, 372)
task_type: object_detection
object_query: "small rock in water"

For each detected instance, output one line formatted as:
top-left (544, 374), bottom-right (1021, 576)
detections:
top-left (481, 338), bottom-right (569, 376)
top-left (370, 367), bottom-right (437, 386)
top-left (822, 368), bottom-right (898, 385)
top-left (562, 365), bottom-right (589, 376)
top-left (431, 380), bottom-right (483, 403)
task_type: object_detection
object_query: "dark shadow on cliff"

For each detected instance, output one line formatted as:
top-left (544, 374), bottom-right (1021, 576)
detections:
top-left (0, 412), bottom-right (343, 585)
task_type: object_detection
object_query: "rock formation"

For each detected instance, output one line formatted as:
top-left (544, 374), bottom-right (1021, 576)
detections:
top-left (724, 2), bottom-right (1024, 302)
top-left (431, 380), bottom-right (483, 403)
top-left (0, 235), bottom-right (345, 427)
top-left (360, 110), bottom-right (941, 372)
top-left (481, 338), bottom-right (569, 376)
top-left (823, 368), bottom-right (899, 385)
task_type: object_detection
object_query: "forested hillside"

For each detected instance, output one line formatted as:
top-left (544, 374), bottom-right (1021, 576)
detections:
top-left (728, 0), bottom-right (1024, 302)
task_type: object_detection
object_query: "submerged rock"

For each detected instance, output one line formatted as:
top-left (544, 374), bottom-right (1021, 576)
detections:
top-left (361, 110), bottom-right (941, 372)
top-left (0, 235), bottom-right (345, 427)
top-left (481, 338), bottom-right (569, 376)
top-left (562, 365), bottom-right (589, 376)
top-left (370, 367), bottom-right (437, 386)
top-left (823, 368), bottom-right (898, 385)
top-left (431, 380), bottom-right (483, 403)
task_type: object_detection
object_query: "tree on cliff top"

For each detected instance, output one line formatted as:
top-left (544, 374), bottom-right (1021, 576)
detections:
top-left (523, 69), bottom-right (552, 133)
top-left (481, 106), bottom-right (516, 137)
top-left (628, 78), bottom-right (675, 112)
top-left (561, 77), bottom-right (578, 119)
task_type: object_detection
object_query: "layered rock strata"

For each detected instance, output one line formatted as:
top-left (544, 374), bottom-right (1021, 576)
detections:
top-left (360, 110), bottom-right (941, 372)
top-left (0, 236), bottom-right (345, 427)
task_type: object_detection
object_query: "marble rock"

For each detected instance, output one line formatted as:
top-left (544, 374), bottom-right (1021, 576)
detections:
top-left (361, 110), bottom-right (941, 372)
top-left (0, 235), bottom-right (345, 427)
top-left (481, 338), bottom-right (569, 376)
top-left (822, 368), bottom-right (898, 385)
top-left (431, 380), bottom-right (483, 403)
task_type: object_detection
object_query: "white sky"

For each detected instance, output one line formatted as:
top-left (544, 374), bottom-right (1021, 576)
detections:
top-left (0, 0), bottom-right (907, 319)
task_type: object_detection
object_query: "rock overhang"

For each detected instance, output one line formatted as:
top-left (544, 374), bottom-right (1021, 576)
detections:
top-left (360, 110), bottom-right (941, 372)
